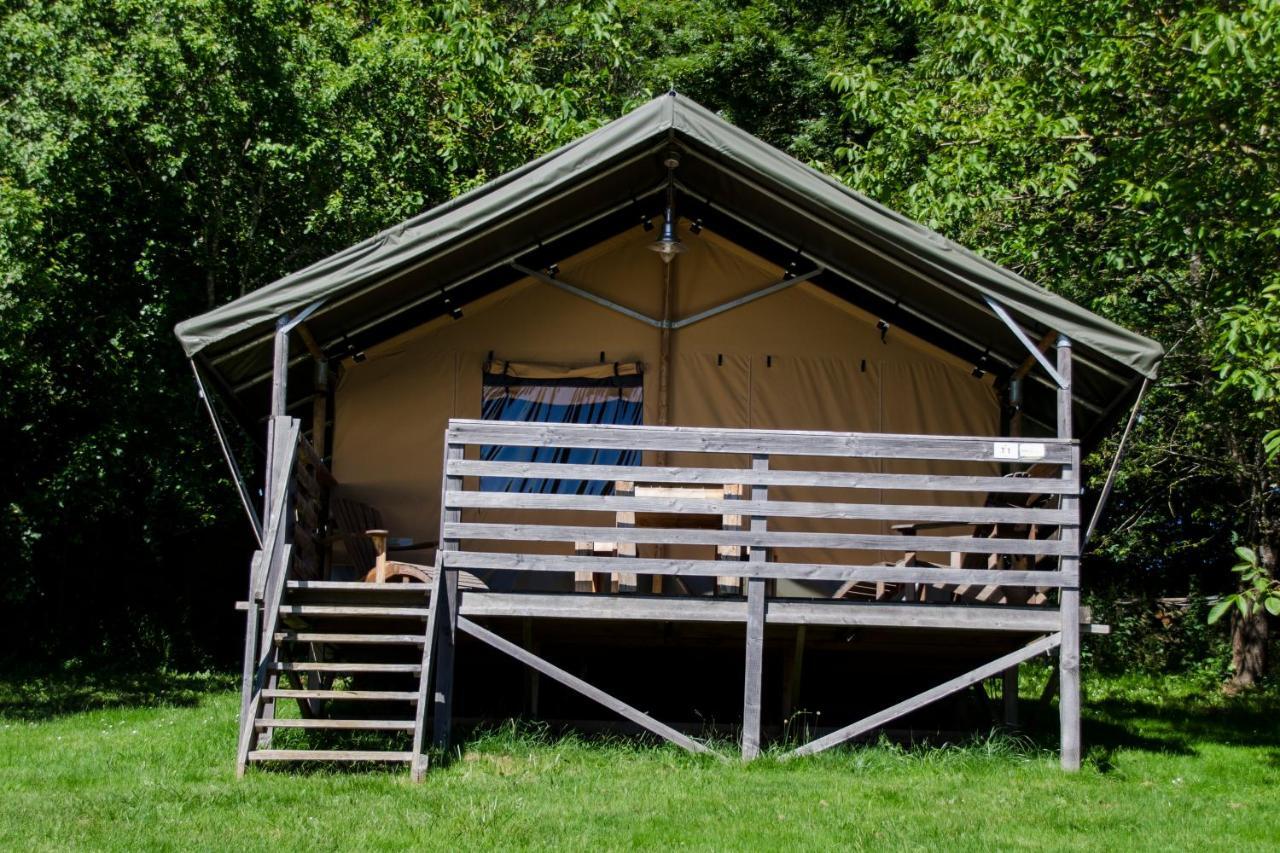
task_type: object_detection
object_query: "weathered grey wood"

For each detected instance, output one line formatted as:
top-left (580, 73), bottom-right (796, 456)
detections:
top-left (277, 604), bottom-right (432, 619)
top-left (262, 688), bottom-right (419, 701)
top-left (286, 580), bottom-right (430, 594)
top-left (269, 662), bottom-right (422, 674)
top-left (236, 585), bottom-right (261, 778)
top-left (270, 319), bottom-right (290, 419)
top-left (446, 420), bottom-right (1074, 463)
top-left (742, 454), bottom-right (768, 760)
top-left (456, 617), bottom-right (713, 755)
top-left (249, 749), bottom-right (412, 762)
top-left (410, 575), bottom-right (443, 782)
top-left (445, 551), bottom-right (1075, 587)
top-left (430, 442), bottom-right (464, 759)
top-left (256, 718), bottom-right (415, 731)
top-left (1057, 336), bottom-right (1082, 772)
top-left (237, 417), bottom-right (301, 775)
top-left (275, 631), bottom-right (426, 645)
top-left (448, 459), bottom-right (1076, 494)
top-left (455, 594), bottom-right (1103, 634)
top-left (788, 633), bottom-right (1062, 758)
top-left (444, 523), bottom-right (1075, 557)
top-left (445, 490), bottom-right (1074, 526)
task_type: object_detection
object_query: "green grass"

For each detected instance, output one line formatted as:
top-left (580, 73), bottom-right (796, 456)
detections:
top-left (1, 667), bottom-right (1277, 851)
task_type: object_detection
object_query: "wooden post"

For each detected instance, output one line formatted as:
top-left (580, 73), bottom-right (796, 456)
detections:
top-left (432, 442), bottom-right (464, 752)
top-left (1057, 335), bottom-right (1081, 771)
top-left (1002, 375), bottom-right (1024, 723)
top-left (742, 454), bottom-right (768, 759)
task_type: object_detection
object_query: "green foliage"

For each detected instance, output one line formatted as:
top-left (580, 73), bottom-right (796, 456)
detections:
top-left (2, 672), bottom-right (1279, 848)
top-left (826, 1), bottom-right (1280, 630)
top-left (1207, 546), bottom-right (1280, 622)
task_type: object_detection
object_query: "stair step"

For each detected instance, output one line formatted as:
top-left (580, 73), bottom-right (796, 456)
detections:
top-left (275, 632), bottom-right (426, 645)
top-left (255, 718), bottom-right (416, 731)
top-left (287, 581), bottom-right (429, 593)
top-left (248, 749), bottom-right (413, 763)
top-left (269, 661), bottom-right (422, 674)
top-left (279, 604), bottom-right (432, 619)
top-left (263, 688), bottom-right (419, 702)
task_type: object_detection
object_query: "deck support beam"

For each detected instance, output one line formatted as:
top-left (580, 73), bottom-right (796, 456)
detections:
top-left (1057, 335), bottom-right (1082, 771)
top-left (787, 633), bottom-right (1061, 758)
top-left (457, 617), bottom-right (713, 756)
top-left (742, 454), bottom-right (768, 759)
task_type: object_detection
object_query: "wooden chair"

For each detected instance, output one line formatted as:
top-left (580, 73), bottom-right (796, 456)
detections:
top-left (886, 482), bottom-right (1054, 605)
top-left (573, 482), bottom-right (748, 595)
top-left (330, 498), bottom-right (487, 589)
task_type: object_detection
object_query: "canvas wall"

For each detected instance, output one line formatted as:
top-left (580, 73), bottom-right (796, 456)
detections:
top-left (331, 222), bottom-right (999, 593)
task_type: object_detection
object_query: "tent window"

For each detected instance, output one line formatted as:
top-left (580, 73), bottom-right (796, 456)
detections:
top-left (480, 362), bottom-right (643, 495)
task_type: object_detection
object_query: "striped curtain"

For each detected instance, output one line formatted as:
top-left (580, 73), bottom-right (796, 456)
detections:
top-left (480, 361), bottom-right (643, 495)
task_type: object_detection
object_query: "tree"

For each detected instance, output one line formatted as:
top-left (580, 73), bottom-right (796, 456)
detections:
top-left (827, 0), bottom-right (1280, 685)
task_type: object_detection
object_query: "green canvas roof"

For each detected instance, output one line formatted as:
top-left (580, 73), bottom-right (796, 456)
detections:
top-left (176, 92), bottom-right (1161, 440)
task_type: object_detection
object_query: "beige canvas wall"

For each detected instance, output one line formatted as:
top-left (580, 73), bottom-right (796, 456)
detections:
top-left (331, 221), bottom-right (999, 590)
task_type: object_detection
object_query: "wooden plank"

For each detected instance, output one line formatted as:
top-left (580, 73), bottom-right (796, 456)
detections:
top-left (449, 459), bottom-right (1076, 494)
top-left (277, 604), bottom-right (431, 619)
top-left (431, 442), bottom-right (464, 757)
top-left (256, 718), bottom-right (416, 730)
top-left (442, 552), bottom-right (1077, 587)
top-left (788, 633), bottom-right (1062, 758)
top-left (445, 420), bottom-right (1075, 463)
top-left (455, 592), bottom-right (1101, 633)
top-left (445, 491), bottom-right (1074, 526)
top-left (1057, 337), bottom-right (1082, 772)
top-left (456, 617), bottom-right (714, 755)
top-left (262, 688), bottom-right (419, 701)
top-left (249, 750), bottom-right (412, 762)
top-left (286, 580), bottom-right (429, 594)
top-left (269, 662), bottom-right (422, 674)
top-left (742, 454), bottom-right (768, 760)
top-left (275, 631), bottom-right (426, 645)
top-left (444, 523), bottom-right (1075, 557)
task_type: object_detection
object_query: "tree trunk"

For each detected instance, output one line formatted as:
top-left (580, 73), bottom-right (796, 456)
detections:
top-left (1230, 542), bottom-right (1272, 689)
top-left (1230, 607), bottom-right (1268, 689)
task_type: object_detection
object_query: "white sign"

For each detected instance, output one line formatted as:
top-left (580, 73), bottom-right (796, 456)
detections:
top-left (1019, 443), bottom-right (1046, 460)
top-left (993, 442), bottom-right (1019, 460)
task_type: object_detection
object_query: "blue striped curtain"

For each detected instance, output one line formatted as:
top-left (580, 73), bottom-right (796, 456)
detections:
top-left (480, 364), bottom-right (643, 495)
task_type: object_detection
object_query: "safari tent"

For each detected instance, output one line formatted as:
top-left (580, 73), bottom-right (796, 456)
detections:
top-left (176, 93), bottom-right (1162, 779)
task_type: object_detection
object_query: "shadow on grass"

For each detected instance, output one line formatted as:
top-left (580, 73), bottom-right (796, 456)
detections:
top-left (0, 665), bottom-right (236, 721)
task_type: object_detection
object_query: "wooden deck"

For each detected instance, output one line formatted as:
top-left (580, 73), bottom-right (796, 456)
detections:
top-left (238, 405), bottom-right (1087, 777)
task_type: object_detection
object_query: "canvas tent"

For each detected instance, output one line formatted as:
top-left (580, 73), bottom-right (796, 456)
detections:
top-left (179, 92), bottom-right (1166, 778)
top-left (176, 92), bottom-right (1161, 449)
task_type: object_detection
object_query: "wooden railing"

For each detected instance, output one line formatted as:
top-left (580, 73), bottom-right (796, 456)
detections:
top-left (438, 420), bottom-right (1081, 596)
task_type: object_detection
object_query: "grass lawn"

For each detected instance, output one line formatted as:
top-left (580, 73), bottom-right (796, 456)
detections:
top-left (1, 667), bottom-right (1277, 851)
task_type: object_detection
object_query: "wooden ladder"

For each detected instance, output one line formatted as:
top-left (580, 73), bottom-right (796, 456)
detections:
top-left (244, 580), bottom-right (436, 770)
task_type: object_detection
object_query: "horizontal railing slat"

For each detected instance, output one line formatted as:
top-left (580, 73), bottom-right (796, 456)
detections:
top-left (446, 420), bottom-right (1073, 462)
top-left (443, 522), bottom-right (1074, 557)
top-left (446, 490), bottom-right (1070, 526)
top-left (442, 551), bottom-right (1074, 587)
top-left (449, 459), bottom-right (1074, 494)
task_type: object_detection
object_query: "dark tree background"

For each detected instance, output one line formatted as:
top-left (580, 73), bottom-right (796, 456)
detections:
top-left (2, 0), bottom-right (1276, 682)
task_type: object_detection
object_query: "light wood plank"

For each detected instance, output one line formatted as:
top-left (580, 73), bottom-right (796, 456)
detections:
top-left (445, 420), bottom-right (1074, 462)
top-left (449, 459), bottom-right (1076, 494)
top-left (269, 662), bottom-right (422, 674)
top-left (275, 631), bottom-right (426, 645)
top-left (444, 523), bottom-right (1074, 557)
top-left (256, 718), bottom-right (415, 730)
top-left (249, 750), bottom-right (412, 762)
top-left (445, 490), bottom-right (1073, 526)
top-left (443, 552), bottom-right (1076, 588)
top-left (262, 688), bottom-right (419, 701)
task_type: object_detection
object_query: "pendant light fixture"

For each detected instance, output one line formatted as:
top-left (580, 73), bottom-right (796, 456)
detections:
top-left (648, 151), bottom-right (686, 264)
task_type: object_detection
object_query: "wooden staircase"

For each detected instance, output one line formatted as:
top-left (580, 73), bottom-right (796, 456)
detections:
top-left (242, 580), bottom-right (436, 772)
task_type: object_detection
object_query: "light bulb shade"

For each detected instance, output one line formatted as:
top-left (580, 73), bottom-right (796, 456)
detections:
top-left (648, 237), bottom-right (686, 263)
top-left (648, 216), bottom-right (685, 263)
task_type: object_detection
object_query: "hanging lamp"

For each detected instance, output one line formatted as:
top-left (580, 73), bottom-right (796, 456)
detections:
top-left (648, 152), bottom-right (686, 264)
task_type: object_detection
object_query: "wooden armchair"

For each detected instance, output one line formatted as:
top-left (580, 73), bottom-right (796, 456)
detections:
top-left (330, 498), bottom-right (487, 589)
